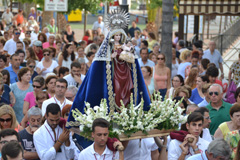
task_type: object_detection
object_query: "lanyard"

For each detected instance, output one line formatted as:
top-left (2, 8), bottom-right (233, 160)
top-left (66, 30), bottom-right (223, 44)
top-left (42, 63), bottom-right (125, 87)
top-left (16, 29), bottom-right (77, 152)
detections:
top-left (54, 97), bottom-right (66, 107)
top-left (44, 125), bottom-right (59, 143)
top-left (94, 154), bottom-right (106, 160)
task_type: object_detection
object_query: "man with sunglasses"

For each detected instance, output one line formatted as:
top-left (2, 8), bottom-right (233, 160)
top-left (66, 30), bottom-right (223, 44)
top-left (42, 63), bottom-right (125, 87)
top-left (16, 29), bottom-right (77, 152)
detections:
top-left (0, 129), bottom-right (20, 159)
top-left (206, 84), bottom-right (232, 135)
top-left (3, 28), bottom-right (25, 55)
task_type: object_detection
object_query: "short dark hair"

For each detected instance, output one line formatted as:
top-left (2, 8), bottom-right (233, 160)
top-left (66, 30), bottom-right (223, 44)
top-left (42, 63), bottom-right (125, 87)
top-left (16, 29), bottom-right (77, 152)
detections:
top-left (206, 66), bottom-right (219, 77)
top-left (46, 103), bottom-right (61, 116)
top-left (199, 75), bottom-right (209, 83)
top-left (56, 78), bottom-right (68, 88)
top-left (18, 67), bottom-right (30, 82)
top-left (10, 53), bottom-right (19, 60)
top-left (174, 75), bottom-right (184, 86)
top-left (229, 103), bottom-right (240, 117)
top-left (194, 107), bottom-right (209, 116)
top-left (90, 44), bottom-right (98, 51)
top-left (86, 51), bottom-right (95, 58)
top-left (71, 61), bottom-right (81, 69)
top-left (0, 129), bottom-right (20, 141)
top-left (201, 58), bottom-right (210, 70)
top-left (235, 87), bottom-right (240, 100)
top-left (92, 118), bottom-right (110, 132)
top-left (58, 67), bottom-right (69, 77)
top-left (0, 54), bottom-right (7, 63)
top-left (187, 112), bottom-right (204, 124)
top-left (1, 141), bottom-right (23, 160)
top-left (140, 48), bottom-right (148, 54)
top-left (141, 40), bottom-right (148, 47)
top-left (15, 49), bottom-right (25, 56)
top-left (178, 40), bottom-right (185, 48)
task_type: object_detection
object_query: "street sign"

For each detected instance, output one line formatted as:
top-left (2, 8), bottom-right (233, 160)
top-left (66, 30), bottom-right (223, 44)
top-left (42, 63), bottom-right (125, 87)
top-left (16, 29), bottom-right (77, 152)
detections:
top-left (44, 0), bottom-right (68, 12)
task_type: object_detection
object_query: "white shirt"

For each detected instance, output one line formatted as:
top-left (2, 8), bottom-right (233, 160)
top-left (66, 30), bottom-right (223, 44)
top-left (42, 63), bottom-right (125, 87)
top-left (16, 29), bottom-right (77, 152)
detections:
top-left (78, 143), bottom-right (119, 160)
top-left (3, 38), bottom-right (25, 55)
top-left (202, 128), bottom-right (212, 142)
top-left (168, 137), bottom-right (210, 160)
top-left (124, 138), bottom-right (158, 160)
top-left (63, 74), bottom-right (85, 88)
top-left (41, 96), bottom-right (72, 116)
top-left (137, 58), bottom-right (155, 68)
top-left (92, 21), bottom-right (105, 32)
top-left (30, 31), bottom-right (39, 44)
top-left (33, 121), bottom-right (75, 160)
top-left (36, 60), bottom-right (59, 78)
top-left (2, 11), bottom-right (13, 24)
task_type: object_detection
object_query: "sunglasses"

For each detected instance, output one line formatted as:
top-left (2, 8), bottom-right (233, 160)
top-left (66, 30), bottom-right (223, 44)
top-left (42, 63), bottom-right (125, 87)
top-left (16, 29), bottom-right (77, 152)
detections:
top-left (209, 92), bottom-right (219, 96)
top-left (33, 85), bottom-right (41, 88)
top-left (15, 32), bottom-right (20, 35)
top-left (28, 65), bottom-right (35, 68)
top-left (157, 57), bottom-right (164, 60)
top-left (0, 118), bottom-right (12, 122)
top-left (43, 53), bottom-right (50, 56)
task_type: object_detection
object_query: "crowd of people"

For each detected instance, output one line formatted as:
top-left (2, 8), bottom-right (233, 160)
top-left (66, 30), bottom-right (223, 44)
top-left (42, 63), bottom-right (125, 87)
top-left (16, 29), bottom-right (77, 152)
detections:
top-left (0, 6), bottom-right (238, 160)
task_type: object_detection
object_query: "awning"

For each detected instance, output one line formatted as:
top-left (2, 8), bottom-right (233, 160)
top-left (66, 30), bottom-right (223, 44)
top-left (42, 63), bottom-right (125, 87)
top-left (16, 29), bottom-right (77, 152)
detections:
top-left (179, 0), bottom-right (240, 15)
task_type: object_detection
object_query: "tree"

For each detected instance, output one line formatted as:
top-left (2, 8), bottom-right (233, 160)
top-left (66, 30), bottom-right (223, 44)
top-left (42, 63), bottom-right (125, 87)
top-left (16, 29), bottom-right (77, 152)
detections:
top-left (161, 0), bottom-right (174, 71)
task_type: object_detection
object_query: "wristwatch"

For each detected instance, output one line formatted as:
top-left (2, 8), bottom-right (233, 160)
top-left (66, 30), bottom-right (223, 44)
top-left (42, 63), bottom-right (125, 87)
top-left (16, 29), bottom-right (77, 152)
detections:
top-left (193, 147), bottom-right (199, 152)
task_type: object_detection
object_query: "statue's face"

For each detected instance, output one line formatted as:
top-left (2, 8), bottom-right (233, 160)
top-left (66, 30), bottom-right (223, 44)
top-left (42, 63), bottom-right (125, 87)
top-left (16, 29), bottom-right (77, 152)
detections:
top-left (114, 34), bottom-right (121, 42)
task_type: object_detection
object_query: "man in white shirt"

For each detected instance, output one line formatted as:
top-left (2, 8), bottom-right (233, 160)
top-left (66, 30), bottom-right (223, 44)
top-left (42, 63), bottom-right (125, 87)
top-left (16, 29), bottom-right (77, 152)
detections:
top-left (138, 48), bottom-right (155, 68)
top-left (34, 103), bottom-right (75, 160)
top-left (78, 118), bottom-right (124, 160)
top-left (168, 112), bottom-right (210, 160)
top-left (30, 25), bottom-right (40, 43)
top-left (2, 8), bottom-right (13, 25)
top-left (42, 78), bottom-right (72, 116)
top-left (92, 16), bottom-right (104, 33)
top-left (4, 28), bottom-right (25, 55)
top-left (63, 61), bottom-right (85, 88)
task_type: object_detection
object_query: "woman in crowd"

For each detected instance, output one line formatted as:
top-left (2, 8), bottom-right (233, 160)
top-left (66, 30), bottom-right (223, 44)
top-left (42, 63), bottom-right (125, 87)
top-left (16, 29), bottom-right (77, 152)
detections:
top-left (14, 9), bottom-right (24, 26)
top-left (0, 105), bottom-right (23, 132)
top-left (147, 32), bottom-right (157, 51)
top-left (49, 46), bottom-right (57, 61)
top-left (189, 75), bottom-right (209, 105)
top-left (199, 58), bottom-right (210, 76)
top-left (58, 43), bottom-right (76, 69)
top-left (149, 53), bottom-right (157, 65)
top-left (86, 51), bottom-right (95, 71)
top-left (0, 55), bottom-right (6, 72)
top-left (0, 72), bottom-right (15, 106)
top-left (177, 49), bottom-right (191, 79)
top-left (166, 74), bottom-right (184, 98)
top-left (185, 50), bottom-right (200, 77)
top-left (141, 66), bottom-right (154, 96)
top-left (10, 67), bottom-right (33, 123)
top-left (26, 59), bottom-right (38, 82)
top-left (154, 53), bottom-right (171, 99)
top-left (63, 24), bottom-right (76, 43)
top-left (82, 29), bottom-right (92, 43)
top-left (45, 75), bottom-right (57, 98)
top-left (62, 104), bottom-right (72, 120)
top-left (77, 46), bottom-right (88, 63)
top-left (38, 33), bottom-right (47, 44)
top-left (77, 58), bottom-right (87, 75)
top-left (214, 103), bottom-right (240, 139)
top-left (23, 76), bottom-right (45, 115)
top-left (185, 68), bottom-right (199, 89)
top-left (0, 38), bottom-right (6, 53)
top-left (133, 30), bottom-right (141, 47)
top-left (171, 48), bottom-right (179, 79)
top-left (25, 47), bottom-right (39, 62)
top-left (36, 48), bottom-right (59, 78)
top-left (174, 85), bottom-right (192, 104)
top-left (1, 69), bottom-right (10, 86)
top-left (151, 43), bottom-right (161, 55)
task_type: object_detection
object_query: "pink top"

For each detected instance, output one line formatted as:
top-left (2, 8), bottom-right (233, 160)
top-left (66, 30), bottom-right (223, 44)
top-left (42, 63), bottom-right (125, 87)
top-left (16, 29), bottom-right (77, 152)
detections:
top-left (42, 42), bottom-right (56, 49)
top-left (24, 92), bottom-right (36, 109)
top-left (154, 74), bottom-right (168, 89)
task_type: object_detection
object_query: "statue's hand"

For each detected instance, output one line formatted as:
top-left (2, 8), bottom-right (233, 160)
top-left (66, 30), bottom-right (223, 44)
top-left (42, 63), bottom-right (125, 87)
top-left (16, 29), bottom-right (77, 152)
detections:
top-left (111, 52), bottom-right (117, 58)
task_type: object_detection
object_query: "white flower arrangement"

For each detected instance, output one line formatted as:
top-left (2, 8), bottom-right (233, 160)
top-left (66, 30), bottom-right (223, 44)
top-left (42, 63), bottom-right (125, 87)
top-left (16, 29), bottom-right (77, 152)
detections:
top-left (72, 92), bottom-right (186, 139)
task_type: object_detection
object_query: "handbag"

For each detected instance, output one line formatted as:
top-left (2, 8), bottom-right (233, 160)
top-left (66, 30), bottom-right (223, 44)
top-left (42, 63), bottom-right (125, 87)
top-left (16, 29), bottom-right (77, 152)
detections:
top-left (225, 81), bottom-right (237, 104)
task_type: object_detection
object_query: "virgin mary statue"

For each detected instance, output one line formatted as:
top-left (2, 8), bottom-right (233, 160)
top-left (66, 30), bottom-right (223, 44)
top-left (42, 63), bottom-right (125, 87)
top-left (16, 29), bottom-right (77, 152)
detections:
top-left (67, 10), bottom-right (150, 128)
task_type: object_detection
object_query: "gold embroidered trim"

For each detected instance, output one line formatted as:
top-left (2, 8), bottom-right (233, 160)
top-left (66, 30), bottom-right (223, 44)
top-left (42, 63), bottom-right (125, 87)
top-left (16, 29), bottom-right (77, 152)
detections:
top-left (132, 62), bottom-right (138, 105)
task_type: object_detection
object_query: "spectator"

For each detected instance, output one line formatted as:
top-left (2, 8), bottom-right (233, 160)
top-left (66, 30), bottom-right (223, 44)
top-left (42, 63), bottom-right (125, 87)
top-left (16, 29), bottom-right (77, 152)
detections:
top-left (11, 67), bottom-right (33, 122)
top-left (84, 36), bottom-right (101, 54)
top-left (92, 16), bottom-right (104, 33)
top-left (37, 33), bottom-right (47, 44)
top-left (43, 34), bottom-right (56, 49)
top-left (176, 40), bottom-right (187, 53)
top-left (82, 29), bottom-right (92, 42)
top-left (28, 7), bottom-right (36, 20)
top-left (61, 104), bottom-right (72, 120)
top-left (36, 48), bottom-right (59, 78)
top-left (78, 118), bottom-right (123, 160)
top-left (177, 49), bottom-right (191, 79)
top-left (198, 83), bottom-right (211, 107)
top-left (42, 27), bottom-right (50, 40)
top-left (41, 78), bottom-right (72, 116)
top-left (154, 53), bottom-right (171, 99)
top-left (86, 51), bottom-right (95, 69)
top-left (151, 43), bottom-right (160, 55)
top-left (0, 129), bottom-right (21, 159)
top-left (49, 46), bottom-right (57, 61)
top-left (149, 53), bottom-right (157, 65)
top-left (0, 38), bottom-right (6, 53)
top-left (0, 73), bottom-right (15, 105)
top-left (63, 25), bottom-right (76, 43)
top-left (171, 48), bottom-right (179, 78)
top-left (37, 11), bottom-right (42, 30)
top-left (65, 86), bottom-right (78, 102)
top-left (214, 103), bottom-right (240, 139)
top-left (0, 55), bottom-right (7, 72)
top-left (167, 74), bottom-right (184, 98)
top-left (77, 46), bottom-right (88, 63)
top-left (45, 75), bottom-right (57, 98)
top-left (203, 41), bottom-right (224, 78)
top-left (33, 40), bottom-right (43, 61)
top-left (26, 59), bottom-right (38, 82)
top-left (185, 50), bottom-right (200, 77)
top-left (30, 25), bottom-right (40, 43)
top-left (0, 105), bottom-right (22, 131)
top-left (13, 9), bottom-right (24, 26)
top-left (199, 58), bottom-right (210, 76)
top-left (128, 20), bottom-right (141, 38)
top-left (189, 75), bottom-right (209, 105)
top-left (132, 30), bottom-right (141, 47)
top-left (206, 84), bottom-right (232, 135)
top-left (1, 140), bottom-right (23, 160)
top-left (15, 49), bottom-right (26, 67)
top-left (206, 66), bottom-right (223, 86)
top-left (58, 67), bottom-right (69, 78)
top-left (58, 43), bottom-right (76, 69)
top-left (186, 104), bottom-right (198, 115)
top-left (187, 139), bottom-right (231, 160)
top-left (174, 86), bottom-right (192, 105)
top-left (19, 107), bottom-right (41, 160)
top-left (34, 103), bottom-right (75, 159)
top-left (141, 66), bottom-right (154, 95)
top-left (194, 107), bottom-right (212, 142)
top-left (173, 32), bottom-right (179, 45)
top-left (229, 52), bottom-right (240, 88)
top-left (26, 47), bottom-right (39, 62)
top-left (1, 70), bottom-right (10, 86)
top-left (168, 112), bottom-right (209, 160)
top-left (27, 16), bottom-right (38, 31)
top-left (4, 53), bottom-right (22, 84)
top-left (56, 41), bottom-right (63, 56)
top-left (2, 8), bottom-right (13, 26)
top-left (185, 68), bottom-right (198, 89)
top-left (47, 18), bottom-right (58, 34)
top-left (3, 31), bottom-right (9, 41)
top-left (131, 39), bottom-right (140, 58)
top-left (23, 76), bottom-right (45, 116)
top-left (63, 61), bottom-right (85, 88)
top-left (147, 32), bottom-right (157, 51)
top-left (138, 48), bottom-right (155, 68)
top-left (77, 58), bottom-right (87, 75)
top-left (3, 29), bottom-right (24, 55)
